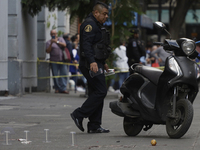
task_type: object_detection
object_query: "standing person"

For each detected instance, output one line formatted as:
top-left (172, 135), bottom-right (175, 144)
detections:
top-left (69, 43), bottom-right (79, 80)
top-left (75, 33), bottom-right (80, 55)
top-left (149, 45), bottom-right (160, 67)
top-left (71, 33), bottom-right (80, 46)
top-left (126, 29), bottom-right (146, 67)
top-left (108, 40), bottom-right (129, 92)
top-left (145, 43), bottom-right (152, 66)
top-left (70, 42), bottom-right (86, 92)
top-left (151, 45), bottom-right (171, 66)
top-left (46, 29), bottom-right (69, 94)
top-left (70, 1), bottom-right (111, 133)
top-left (70, 34), bottom-right (79, 55)
top-left (69, 43), bottom-right (79, 90)
top-left (71, 33), bottom-right (87, 92)
top-left (63, 33), bottom-right (74, 62)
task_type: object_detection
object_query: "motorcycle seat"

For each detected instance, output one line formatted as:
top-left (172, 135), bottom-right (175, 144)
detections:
top-left (135, 65), bottom-right (163, 85)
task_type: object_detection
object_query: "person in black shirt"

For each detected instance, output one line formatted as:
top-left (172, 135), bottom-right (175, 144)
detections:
top-left (126, 29), bottom-right (146, 67)
top-left (70, 2), bottom-right (110, 133)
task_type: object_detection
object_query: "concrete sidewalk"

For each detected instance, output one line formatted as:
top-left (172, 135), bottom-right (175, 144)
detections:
top-left (0, 91), bottom-right (200, 150)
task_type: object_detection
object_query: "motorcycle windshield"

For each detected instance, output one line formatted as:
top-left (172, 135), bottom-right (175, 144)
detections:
top-left (165, 39), bottom-right (180, 48)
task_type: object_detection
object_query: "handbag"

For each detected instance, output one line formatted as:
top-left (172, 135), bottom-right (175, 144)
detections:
top-left (62, 47), bottom-right (71, 62)
top-left (151, 59), bottom-right (160, 67)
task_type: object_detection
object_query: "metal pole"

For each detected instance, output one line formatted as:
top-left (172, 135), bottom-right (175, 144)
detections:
top-left (138, 14), bottom-right (141, 40)
top-left (158, 0), bottom-right (162, 42)
top-left (169, 0), bottom-right (172, 25)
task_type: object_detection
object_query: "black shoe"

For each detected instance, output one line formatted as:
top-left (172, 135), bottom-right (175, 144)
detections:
top-left (70, 113), bottom-right (84, 132)
top-left (88, 127), bottom-right (110, 133)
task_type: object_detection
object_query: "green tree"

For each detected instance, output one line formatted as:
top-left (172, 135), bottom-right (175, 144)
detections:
top-left (144, 0), bottom-right (200, 39)
top-left (168, 0), bottom-right (196, 39)
top-left (108, 0), bottom-right (141, 46)
top-left (21, 0), bottom-right (143, 86)
top-left (21, 0), bottom-right (96, 20)
top-left (105, 0), bottom-right (142, 68)
top-left (21, 0), bottom-right (141, 45)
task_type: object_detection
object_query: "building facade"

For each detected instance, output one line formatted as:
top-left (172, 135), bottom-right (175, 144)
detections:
top-left (0, 0), bottom-right (77, 96)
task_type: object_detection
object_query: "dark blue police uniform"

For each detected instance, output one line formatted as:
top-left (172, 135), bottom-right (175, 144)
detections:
top-left (71, 13), bottom-right (109, 132)
top-left (126, 36), bottom-right (146, 67)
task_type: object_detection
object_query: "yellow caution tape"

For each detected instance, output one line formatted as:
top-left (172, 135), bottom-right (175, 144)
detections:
top-left (38, 74), bottom-right (83, 80)
top-left (37, 57), bottom-right (181, 79)
top-left (37, 58), bottom-right (80, 79)
top-left (37, 57), bottom-right (200, 79)
top-left (37, 58), bottom-right (79, 66)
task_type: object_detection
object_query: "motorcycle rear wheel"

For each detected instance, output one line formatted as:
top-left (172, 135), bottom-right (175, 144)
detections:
top-left (166, 99), bottom-right (193, 139)
top-left (123, 117), bottom-right (143, 136)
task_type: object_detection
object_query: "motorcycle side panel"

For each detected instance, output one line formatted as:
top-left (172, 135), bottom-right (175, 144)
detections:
top-left (121, 74), bottom-right (163, 123)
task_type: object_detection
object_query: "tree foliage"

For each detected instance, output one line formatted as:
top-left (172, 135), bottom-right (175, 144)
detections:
top-left (21, 0), bottom-right (142, 45)
top-left (21, 0), bottom-right (94, 20)
top-left (21, 0), bottom-right (200, 40)
top-left (21, 0), bottom-right (143, 69)
top-left (108, 0), bottom-right (141, 46)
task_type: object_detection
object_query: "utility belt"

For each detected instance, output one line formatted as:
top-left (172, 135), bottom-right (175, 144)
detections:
top-left (81, 43), bottom-right (111, 60)
top-left (80, 51), bottom-right (106, 69)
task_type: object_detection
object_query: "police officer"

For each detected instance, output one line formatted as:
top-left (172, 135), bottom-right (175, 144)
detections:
top-left (70, 2), bottom-right (111, 133)
top-left (126, 28), bottom-right (146, 67)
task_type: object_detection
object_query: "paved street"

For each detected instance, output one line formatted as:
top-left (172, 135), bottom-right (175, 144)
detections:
top-left (0, 90), bottom-right (200, 150)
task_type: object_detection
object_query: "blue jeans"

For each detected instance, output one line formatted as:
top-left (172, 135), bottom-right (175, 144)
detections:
top-left (110, 72), bottom-right (129, 89)
top-left (51, 63), bottom-right (68, 92)
top-left (118, 72), bottom-right (129, 88)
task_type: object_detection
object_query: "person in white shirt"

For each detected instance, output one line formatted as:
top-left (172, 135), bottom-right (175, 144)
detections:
top-left (109, 41), bottom-right (129, 92)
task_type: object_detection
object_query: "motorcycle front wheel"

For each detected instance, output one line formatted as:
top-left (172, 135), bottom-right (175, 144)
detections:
top-left (166, 99), bottom-right (193, 139)
top-left (123, 117), bottom-right (143, 136)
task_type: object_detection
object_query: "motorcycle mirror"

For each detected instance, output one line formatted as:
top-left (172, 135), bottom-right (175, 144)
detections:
top-left (154, 21), bottom-right (171, 40)
top-left (154, 21), bottom-right (166, 30)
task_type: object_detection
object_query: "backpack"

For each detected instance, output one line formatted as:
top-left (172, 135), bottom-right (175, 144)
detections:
top-left (62, 47), bottom-right (71, 62)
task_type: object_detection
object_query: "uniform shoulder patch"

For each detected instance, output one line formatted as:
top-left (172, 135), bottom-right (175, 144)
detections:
top-left (84, 24), bottom-right (92, 32)
top-left (132, 41), bottom-right (137, 47)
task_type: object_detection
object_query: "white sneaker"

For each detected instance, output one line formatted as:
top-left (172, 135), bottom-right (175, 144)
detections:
top-left (69, 80), bottom-right (75, 90)
top-left (77, 87), bottom-right (86, 92)
top-left (117, 90), bottom-right (123, 99)
top-left (115, 89), bottom-right (120, 93)
top-left (108, 86), bottom-right (115, 92)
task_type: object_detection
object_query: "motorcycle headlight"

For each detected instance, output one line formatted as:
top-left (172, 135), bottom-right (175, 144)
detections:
top-left (181, 41), bottom-right (196, 56)
top-left (168, 57), bottom-right (182, 76)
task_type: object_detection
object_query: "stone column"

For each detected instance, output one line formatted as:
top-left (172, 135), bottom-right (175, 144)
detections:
top-left (0, 0), bottom-right (8, 95)
top-left (37, 7), bottom-right (50, 92)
